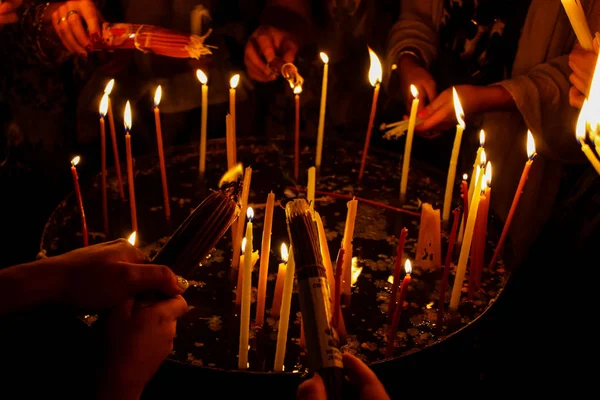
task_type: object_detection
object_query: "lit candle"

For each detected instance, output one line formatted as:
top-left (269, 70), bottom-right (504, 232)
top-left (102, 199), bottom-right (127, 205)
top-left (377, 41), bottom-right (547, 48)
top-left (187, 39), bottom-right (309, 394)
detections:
top-left (386, 259), bottom-right (412, 357)
top-left (99, 94), bottom-right (109, 235)
top-left (489, 131), bottom-right (537, 269)
top-left (460, 173), bottom-right (469, 228)
top-left (256, 192), bottom-right (275, 326)
top-left (273, 246), bottom-right (296, 372)
top-left (238, 207), bottom-right (254, 370)
top-left (449, 164), bottom-right (489, 311)
top-left (196, 69), bottom-right (209, 178)
top-left (271, 243), bottom-right (288, 319)
top-left (124, 101), bottom-right (137, 233)
top-left (561, 0), bottom-right (594, 50)
top-left (236, 237), bottom-right (260, 308)
top-left (469, 162), bottom-right (492, 300)
top-left (333, 248), bottom-right (345, 335)
top-left (153, 86), bottom-right (171, 220)
top-left (307, 166), bottom-right (316, 210)
top-left (294, 85), bottom-right (302, 181)
top-left (225, 114), bottom-right (235, 170)
top-left (70, 156), bottom-right (88, 247)
top-left (458, 131), bottom-right (485, 243)
top-left (104, 79), bottom-right (125, 200)
top-left (229, 74), bottom-right (239, 166)
top-left (399, 85), bottom-right (420, 204)
top-left (342, 198), bottom-right (358, 297)
top-left (316, 52), bottom-right (329, 173)
top-left (575, 101), bottom-right (600, 174)
top-left (358, 47), bottom-right (383, 183)
top-left (127, 231), bottom-right (136, 246)
top-left (388, 227), bottom-right (408, 322)
top-left (315, 212), bottom-right (335, 292)
top-left (442, 87), bottom-right (465, 224)
top-left (460, 149), bottom-right (487, 246)
top-left (232, 167), bottom-right (252, 270)
top-left (438, 207), bottom-right (461, 322)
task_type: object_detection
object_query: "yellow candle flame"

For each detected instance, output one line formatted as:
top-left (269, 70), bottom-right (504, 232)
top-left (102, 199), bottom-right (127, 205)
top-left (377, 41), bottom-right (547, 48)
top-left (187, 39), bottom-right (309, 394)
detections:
top-left (230, 74), bottom-right (240, 89)
top-left (247, 207), bottom-right (254, 221)
top-left (527, 130), bottom-right (536, 159)
top-left (481, 169), bottom-right (488, 192)
top-left (242, 237), bottom-right (247, 253)
top-left (480, 149), bottom-right (487, 167)
top-left (367, 46), bottom-right (382, 87)
top-left (71, 156), bottom-right (80, 167)
top-left (124, 101), bottom-right (132, 131)
top-left (196, 69), bottom-right (208, 85)
top-left (479, 129), bottom-right (486, 147)
top-left (104, 79), bottom-right (115, 95)
top-left (128, 231), bottom-right (137, 246)
top-left (281, 243), bottom-right (289, 263)
top-left (404, 259), bottom-right (412, 275)
top-left (99, 93), bottom-right (109, 117)
top-left (294, 85), bottom-right (303, 95)
top-left (320, 52), bottom-right (329, 64)
top-left (410, 84), bottom-right (419, 99)
top-left (154, 85), bottom-right (162, 108)
top-left (463, 173), bottom-right (468, 181)
top-left (452, 87), bottom-right (465, 129)
top-left (351, 257), bottom-right (362, 286)
top-left (485, 162), bottom-right (492, 187)
top-left (218, 163), bottom-right (243, 188)
top-left (576, 100), bottom-right (589, 142)
top-left (388, 275), bottom-right (394, 284)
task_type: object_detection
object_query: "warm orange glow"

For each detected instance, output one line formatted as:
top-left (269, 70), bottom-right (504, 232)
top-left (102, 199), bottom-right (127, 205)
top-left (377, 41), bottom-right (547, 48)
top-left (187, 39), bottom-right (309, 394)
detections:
top-left (99, 93), bottom-right (109, 117)
top-left (124, 101), bottom-right (132, 131)
top-left (71, 156), bottom-right (80, 167)
top-left (196, 69), bottom-right (208, 85)
top-left (387, 275), bottom-right (394, 284)
top-left (481, 169), bottom-right (488, 192)
top-left (479, 129), bottom-right (486, 147)
top-left (463, 173), bottom-right (468, 181)
top-left (281, 243), bottom-right (289, 263)
top-left (154, 85), bottom-right (162, 107)
top-left (104, 79), bottom-right (115, 95)
top-left (320, 52), bottom-right (329, 64)
top-left (452, 87), bottom-right (465, 128)
top-left (230, 74), bottom-right (240, 89)
top-left (410, 84), bottom-right (419, 99)
top-left (128, 231), bottom-right (137, 246)
top-left (404, 259), bottom-right (412, 275)
top-left (527, 130), bottom-right (536, 159)
top-left (218, 163), bottom-right (243, 188)
top-left (485, 162), bottom-right (492, 187)
top-left (351, 257), bottom-right (362, 286)
top-left (241, 237), bottom-right (247, 253)
top-left (293, 85), bottom-right (303, 95)
top-left (480, 149), bottom-right (487, 167)
top-left (247, 207), bottom-right (254, 221)
top-left (576, 100), bottom-right (589, 142)
top-left (367, 46), bottom-right (383, 87)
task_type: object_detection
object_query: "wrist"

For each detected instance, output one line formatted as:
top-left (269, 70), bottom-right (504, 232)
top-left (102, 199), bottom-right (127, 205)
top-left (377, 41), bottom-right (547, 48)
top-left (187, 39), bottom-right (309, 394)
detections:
top-left (476, 85), bottom-right (516, 113)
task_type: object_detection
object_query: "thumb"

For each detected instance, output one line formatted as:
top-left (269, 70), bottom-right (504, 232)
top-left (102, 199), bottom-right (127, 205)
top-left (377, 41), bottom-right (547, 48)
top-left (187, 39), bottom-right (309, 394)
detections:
top-left (79, 0), bottom-right (101, 38)
top-left (342, 353), bottom-right (390, 400)
top-left (297, 373), bottom-right (327, 400)
top-left (120, 262), bottom-right (189, 297)
top-left (281, 37), bottom-right (298, 64)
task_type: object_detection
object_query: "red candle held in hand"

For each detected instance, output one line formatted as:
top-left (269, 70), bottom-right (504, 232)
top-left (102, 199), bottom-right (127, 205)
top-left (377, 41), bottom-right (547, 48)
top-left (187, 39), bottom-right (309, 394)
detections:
top-left (70, 156), bottom-right (88, 247)
top-left (386, 259), bottom-right (411, 357)
top-left (124, 101), bottom-right (138, 233)
top-left (388, 227), bottom-right (408, 323)
top-left (153, 86), bottom-right (171, 220)
top-left (294, 86), bottom-right (302, 181)
top-left (99, 94), bottom-right (109, 236)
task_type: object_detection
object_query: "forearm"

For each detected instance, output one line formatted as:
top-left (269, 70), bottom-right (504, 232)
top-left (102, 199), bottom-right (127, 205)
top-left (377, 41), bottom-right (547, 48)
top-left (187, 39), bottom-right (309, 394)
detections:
top-left (0, 257), bottom-right (64, 315)
top-left (475, 85), bottom-right (517, 113)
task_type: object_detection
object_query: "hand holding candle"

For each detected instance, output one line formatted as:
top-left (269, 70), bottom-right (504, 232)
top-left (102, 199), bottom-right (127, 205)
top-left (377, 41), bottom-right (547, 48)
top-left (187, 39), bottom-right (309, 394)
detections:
top-left (316, 52), bottom-right (329, 173)
top-left (399, 85), bottom-right (419, 203)
top-left (124, 101), bottom-right (138, 233)
top-left (99, 94), bottom-right (109, 235)
top-left (358, 47), bottom-right (382, 183)
top-left (104, 79), bottom-right (125, 201)
top-left (70, 156), bottom-right (88, 247)
top-left (153, 86), bottom-right (171, 220)
top-left (196, 69), bottom-right (209, 178)
top-left (442, 87), bottom-right (465, 224)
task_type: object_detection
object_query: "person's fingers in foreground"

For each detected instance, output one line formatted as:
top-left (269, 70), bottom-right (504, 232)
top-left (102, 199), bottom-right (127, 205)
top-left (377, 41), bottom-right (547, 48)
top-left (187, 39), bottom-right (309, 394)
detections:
top-left (297, 373), bottom-right (327, 400)
top-left (570, 72), bottom-right (590, 97)
top-left (343, 353), bottom-right (390, 400)
top-left (78, 0), bottom-right (101, 38)
top-left (244, 39), bottom-right (275, 82)
top-left (280, 37), bottom-right (298, 64)
top-left (120, 262), bottom-right (189, 298)
top-left (55, 5), bottom-right (87, 55)
top-left (144, 295), bottom-right (189, 321)
top-left (569, 86), bottom-right (585, 109)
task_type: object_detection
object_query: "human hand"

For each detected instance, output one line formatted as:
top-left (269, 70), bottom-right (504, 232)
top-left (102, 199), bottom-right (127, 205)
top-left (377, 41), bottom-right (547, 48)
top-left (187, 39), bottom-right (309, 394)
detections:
top-left (48, 239), bottom-right (188, 312)
top-left (0, 0), bottom-right (21, 25)
top-left (296, 353), bottom-right (390, 400)
top-left (568, 42), bottom-right (600, 109)
top-left (49, 0), bottom-right (103, 58)
top-left (244, 25), bottom-right (299, 82)
top-left (397, 54), bottom-right (437, 114)
top-left (98, 296), bottom-right (189, 400)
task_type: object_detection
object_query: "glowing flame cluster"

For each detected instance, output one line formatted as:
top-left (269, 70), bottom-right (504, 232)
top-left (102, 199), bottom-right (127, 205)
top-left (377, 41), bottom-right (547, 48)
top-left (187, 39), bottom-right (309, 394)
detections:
top-left (367, 46), bottom-right (382, 87)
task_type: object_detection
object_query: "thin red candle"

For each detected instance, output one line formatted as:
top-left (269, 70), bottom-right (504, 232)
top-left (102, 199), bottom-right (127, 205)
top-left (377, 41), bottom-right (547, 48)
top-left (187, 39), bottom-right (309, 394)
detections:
top-left (358, 47), bottom-right (382, 183)
top-left (438, 208), bottom-right (461, 323)
top-left (490, 132), bottom-right (536, 269)
top-left (476, 186), bottom-right (491, 289)
top-left (386, 260), bottom-right (411, 357)
top-left (461, 174), bottom-right (469, 227)
top-left (70, 157), bottom-right (88, 247)
top-left (124, 101), bottom-right (137, 233)
top-left (388, 227), bottom-right (408, 323)
top-left (104, 79), bottom-right (125, 201)
top-left (99, 93), bottom-right (109, 235)
top-left (153, 86), bottom-right (171, 220)
top-left (333, 248), bottom-right (345, 332)
top-left (294, 86), bottom-right (301, 181)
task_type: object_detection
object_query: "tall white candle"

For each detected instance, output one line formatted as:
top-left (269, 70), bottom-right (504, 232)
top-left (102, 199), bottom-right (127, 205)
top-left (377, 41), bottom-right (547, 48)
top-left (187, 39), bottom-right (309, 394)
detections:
top-left (196, 70), bottom-right (208, 178)
top-left (273, 246), bottom-right (296, 372)
top-left (399, 85), bottom-right (420, 204)
top-left (316, 52), bottom-right (329, 172)
top-left (307, 166), bottom-right (316, 210)
top-left (458, 130), bottom-right (485, 243)
top-left (229, 74), bottom-right (240, 166)
top-left (238, 207), bottom-right (254, 369)
top-left (442, 88), bottom-right (465, 223)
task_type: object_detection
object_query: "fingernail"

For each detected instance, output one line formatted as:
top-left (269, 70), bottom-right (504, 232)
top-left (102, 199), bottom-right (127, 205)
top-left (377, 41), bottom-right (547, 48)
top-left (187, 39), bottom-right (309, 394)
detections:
top-left (177, 276), bottom-right (189, 291)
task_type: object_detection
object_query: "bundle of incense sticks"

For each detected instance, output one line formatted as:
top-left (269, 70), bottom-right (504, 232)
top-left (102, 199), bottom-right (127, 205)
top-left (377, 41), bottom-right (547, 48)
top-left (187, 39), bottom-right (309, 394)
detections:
top-left (91, 23), bottom-right (214, 59)
top-left (153, 182), bottom-right (240, 278)
top-left (267, 56), bottom-right (304, 91)
top-left (285, 199), bottom-right (343, 400)
top-left (380, 117), bottom-right (424, 140)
